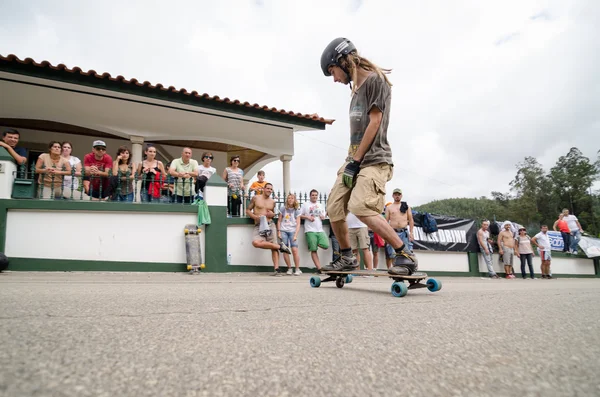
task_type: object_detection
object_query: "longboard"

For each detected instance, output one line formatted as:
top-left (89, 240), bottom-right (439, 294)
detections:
top-left (310, 270), bottom-right (442, 297)
top-left (184, 224), bottom-right (205, 274)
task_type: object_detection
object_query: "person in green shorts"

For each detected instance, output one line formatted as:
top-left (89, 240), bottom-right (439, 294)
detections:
top-left (300, 189), bottom-right (328, 273)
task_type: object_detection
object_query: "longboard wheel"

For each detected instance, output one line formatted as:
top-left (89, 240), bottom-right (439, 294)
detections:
top-left (345, 275), bottom-right (353, 284)
top-left (391, 281), bottom-right (408, 297)
top-left (186, 265), bottom-right (192, 270)
top-left (184, 228), bottom-right (189, 235)
top-left (426, 278), bottom-right (442, 292)
top-left (310, 276), bottom-right (321, 288)
top-left (200, 264), bottom-right (206, 269)
top-left (197, 228), bottom-right (201, 233)
top-left (335, 276), bottom-right (345, 288)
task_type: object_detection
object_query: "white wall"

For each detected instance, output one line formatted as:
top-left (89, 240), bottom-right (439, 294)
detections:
top-left (227, 223), bottom-right (470, 272)
top-left (6, 210), bottom-right (203, 264)
top-left (478, 253), bottom-right (595, 275)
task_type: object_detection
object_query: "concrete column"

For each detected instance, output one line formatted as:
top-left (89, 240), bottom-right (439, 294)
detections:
top-left (130, 135), bottom-right (144, 165)
top-left (280, 155), bottom-right (292, 195)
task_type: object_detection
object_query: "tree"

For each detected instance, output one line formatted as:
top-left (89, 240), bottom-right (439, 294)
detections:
top-left (509, 157), bottom-right (553, 225)
top-left (549, 148), bottom-right (598, 217)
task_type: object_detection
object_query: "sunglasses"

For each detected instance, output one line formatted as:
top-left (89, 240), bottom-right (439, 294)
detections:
top-left (94, 147), bottom-right (106, 151)
top-left (232, 159), bottom-right (240, 162)
top-left (204, 156), bottom-right (214, 160)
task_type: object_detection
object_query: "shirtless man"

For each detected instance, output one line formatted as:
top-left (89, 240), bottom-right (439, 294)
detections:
top-left (384, 188), bottom-right (414, 269)
top-left (245, 183), bottom-right (292, 276)
top-left (498, 222), bottom-right (516, 279)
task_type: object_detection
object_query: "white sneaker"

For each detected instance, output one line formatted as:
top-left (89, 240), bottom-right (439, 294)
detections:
top-left (286, 268), bottom-right (293, 275)
top-left (573, 251), bottom-right (578, 255)
top-left (294, 269), bottom-right (302, 276)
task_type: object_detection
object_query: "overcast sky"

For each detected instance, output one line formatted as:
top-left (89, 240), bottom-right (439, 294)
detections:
top-left (1, 0), bottom-right (598, 206)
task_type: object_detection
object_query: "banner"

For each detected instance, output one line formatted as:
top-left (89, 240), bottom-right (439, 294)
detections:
top-left (411, 213), bottom-right (479, 252)
top-left (547, 231), bottom-right (566, 252)
top-left (577, 236), bottom-right (600, 258)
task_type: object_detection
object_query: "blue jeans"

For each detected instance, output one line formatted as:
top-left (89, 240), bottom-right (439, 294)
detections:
top-left (570, 230), bottom-right (581, 252)
top-left (115, 193), bottom-right (134, 202)
top-left (280, 230), bottom-right (298, 248)
top-left (560, 232), bottom-right (571, 252)
top-left (385, 228), bottom-right (412, 259)
top-left (330, 234), bottom-right (340, 262)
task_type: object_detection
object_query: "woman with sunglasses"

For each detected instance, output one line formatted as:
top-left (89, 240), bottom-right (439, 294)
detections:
top-left (222, 155), bottom-right (245, 217)
top-left (196, 152), bottom-right (216, 195)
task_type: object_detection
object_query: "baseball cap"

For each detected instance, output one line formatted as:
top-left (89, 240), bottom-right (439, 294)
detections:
top-left (92, 140), bottom-right (106, 148)
top-left (393, 188), bottom-right (402, 194)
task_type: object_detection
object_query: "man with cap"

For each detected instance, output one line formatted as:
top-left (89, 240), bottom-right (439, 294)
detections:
top-left (384, 188), bottom-right (415, 269)
top-left (83, 140), bottom-right (113, 200)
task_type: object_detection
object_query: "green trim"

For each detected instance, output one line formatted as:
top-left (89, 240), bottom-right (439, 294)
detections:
top-left (0, 68), bottom-right (328, 130)
top-left (206, 173), bottom-right (228, 187)
top-left (6, 257), bottom-right (185, 272)
top-left (0, 201), bottom-right (6, 253)
top-left (0, 147), bottom-right (15, 162)
top-left (467, 252), bottom-right (480, 277)
top-left (204, 205), bottom-right (228, 272)
top-left (478, 272), bottom-right (595, 278)
top-left (0, 199), bottom-right (197, 213)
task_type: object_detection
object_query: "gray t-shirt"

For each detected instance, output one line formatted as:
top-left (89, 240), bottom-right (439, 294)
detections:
top-left (347, 73), bottom-right (392, 167)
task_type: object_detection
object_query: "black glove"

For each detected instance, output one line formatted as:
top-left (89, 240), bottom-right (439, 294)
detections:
top-left (342, 160), bottom-right (361, 188)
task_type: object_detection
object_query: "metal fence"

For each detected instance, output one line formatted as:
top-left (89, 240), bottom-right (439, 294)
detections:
top-left (12, 163), bottom-right (330, 216)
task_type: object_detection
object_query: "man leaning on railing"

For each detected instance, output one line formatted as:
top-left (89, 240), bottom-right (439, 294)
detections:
top-left (168, 147), bottom-right (198, 204)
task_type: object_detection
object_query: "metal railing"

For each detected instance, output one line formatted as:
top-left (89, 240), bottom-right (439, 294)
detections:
top-left (14, 163), bottom-right (199, 204)
top-left (238, 190), bottom-right (329, 218)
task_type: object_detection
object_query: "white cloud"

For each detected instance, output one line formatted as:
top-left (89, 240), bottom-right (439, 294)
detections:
top-left (1, 0), bottom-right (598, 206)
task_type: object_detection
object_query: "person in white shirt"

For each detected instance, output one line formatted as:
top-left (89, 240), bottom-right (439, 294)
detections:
top-left (347, 212), bottom-right (373, 270)
top-left (300, 190), bottom-right (328, 273)
top-left (562, 209), bottom-right (584, 255)
top-left (531, 225), bottom-right (553, 279)
top-left (196, 152), bottom-right (216, 196)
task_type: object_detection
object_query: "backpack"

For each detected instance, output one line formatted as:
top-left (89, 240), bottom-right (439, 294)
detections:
top-left (421, 212), bottom-right (438, 234)
top-left (489, 222), bottom-right (500, 236)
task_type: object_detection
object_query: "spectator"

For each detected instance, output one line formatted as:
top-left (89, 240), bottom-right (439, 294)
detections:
top-left (196, 151), bottom-right (216, 195)
top-left (111, 146), bottom-right (137, 202)
top-left (83, 140), bottom-right (113, 201)
top-left (515, 227), bottom-right (536, 279)
top-left (553, 213), bottom-right (571, 253)
top-left (249, 170), bottom-right (268, 196)
top-left (138, 145), bottom-right (167, 203)
top-left (532, 225), bottom-right (553, 279)
top-left (300, 189), bottom-right (328, 273)
top-left (347, 212), bottom-right (373, 270)
top-left (498, 221), bottom-right (517, 279)
top-left (562, 208), bottom-right (583, 255)
top-left (168, 147), bottom-right (199, 203)
top-left (35, 141), bottom-right (72, 199)
top-left (0, 128), bottom-right (27, 166)
top-left (222, 155), bottom-right (245, 217)
top-left (384, 188), bottom-right (414, 269)
top-left (61, 141), bottom-right (84, 199)
top-left (246, 183), bottom-right (291, 276)
top-left (368, 227), bottom-right (385, 270)
top-left (477, 220), bottom-right (499, 279)
top-left (277, 193), bottom-right (302, 275)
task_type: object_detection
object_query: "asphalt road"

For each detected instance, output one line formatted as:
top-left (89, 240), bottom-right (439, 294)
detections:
top-left (1, 271), bottom-right (599, 397)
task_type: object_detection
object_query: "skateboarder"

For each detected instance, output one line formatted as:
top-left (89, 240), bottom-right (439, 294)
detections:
top-left (246, 183), bottom-right (292, 276)
top-left (319, 37), bottom-right (417, 275)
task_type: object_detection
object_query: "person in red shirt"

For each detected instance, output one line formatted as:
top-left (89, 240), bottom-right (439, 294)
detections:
top-left (553, 213), bottom-right (571, 253)
top-left (83, 140), bottom-right (113, 200)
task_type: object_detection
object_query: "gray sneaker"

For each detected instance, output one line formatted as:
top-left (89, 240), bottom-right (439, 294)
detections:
top-left (322, 255), bottom-right (359, 272)
top-left (279, 242), bottom-right (292, 255)
top-left (389, 250), bottom-right (418, 275)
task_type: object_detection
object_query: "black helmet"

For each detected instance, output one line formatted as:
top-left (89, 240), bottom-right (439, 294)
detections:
top-left (320, 37), bottom-right (357, 77)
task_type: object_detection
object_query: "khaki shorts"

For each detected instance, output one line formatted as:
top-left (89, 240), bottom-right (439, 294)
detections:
top-left (327, 162), bottom-right (393, 222)
top-left (349, 227), bottom-right (369, 250)
top-left (252, 223), bottom-right (277, 243)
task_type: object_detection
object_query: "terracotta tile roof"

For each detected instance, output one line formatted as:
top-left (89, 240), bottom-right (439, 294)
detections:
top-left (0, 54), bottom-right (334, 128)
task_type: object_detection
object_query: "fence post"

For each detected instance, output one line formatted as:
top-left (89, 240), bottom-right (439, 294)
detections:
top-left (203, 173), bottom-right (229, 272)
